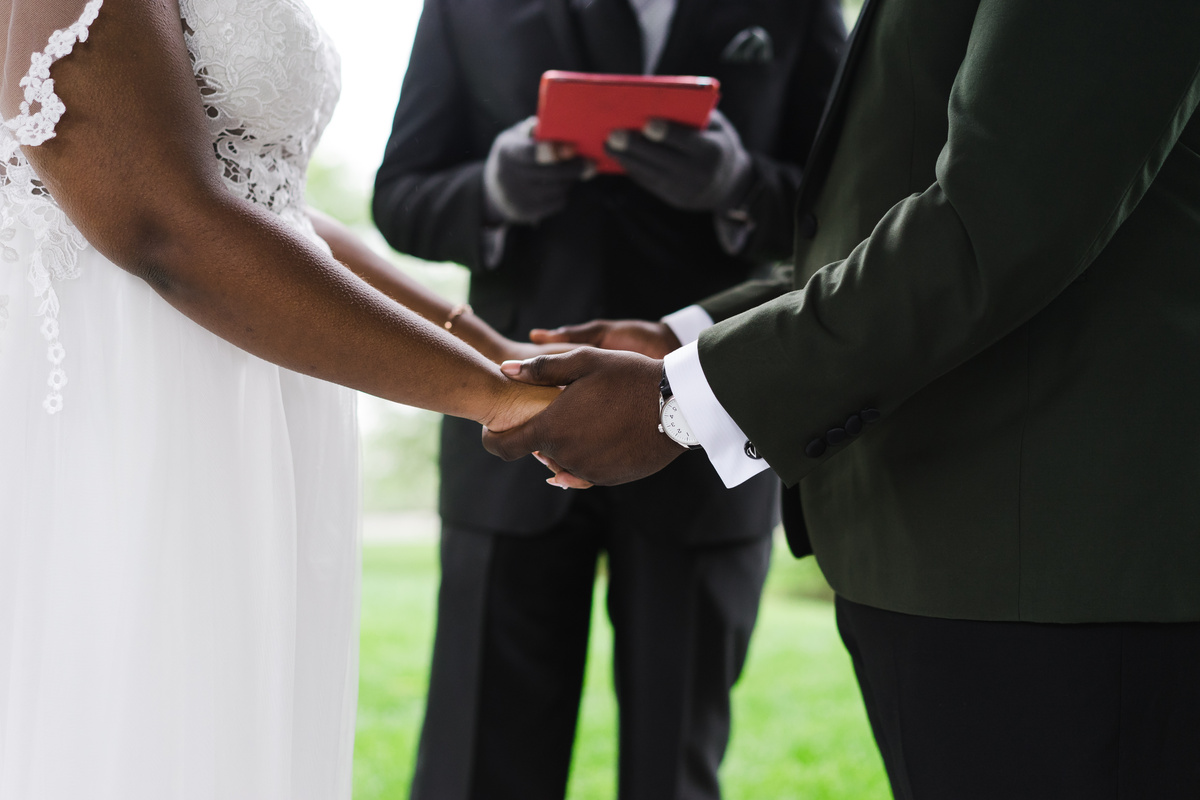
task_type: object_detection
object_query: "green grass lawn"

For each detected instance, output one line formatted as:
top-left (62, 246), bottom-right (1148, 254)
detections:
top-left (354, 538), bottom-right (891, 799)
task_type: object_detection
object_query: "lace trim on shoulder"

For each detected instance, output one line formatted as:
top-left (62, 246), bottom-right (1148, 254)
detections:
top-left (0, 0), bottom-right (104, 415)
top-left (3, 0), bottom-right (105, 150)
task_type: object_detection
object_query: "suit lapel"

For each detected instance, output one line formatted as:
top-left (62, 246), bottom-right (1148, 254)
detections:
top-left (795, 0), bottom-right (881, 223)
top-left (542, 0), bottom-right (589, 72)
top-left (655, 0), bottom-right (715, 75)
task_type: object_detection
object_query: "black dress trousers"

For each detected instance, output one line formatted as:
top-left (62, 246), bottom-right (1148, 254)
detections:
top-left (835, 596), bottom-right (1200, 800)
top-left (411, 488), bottom-right (774, 800)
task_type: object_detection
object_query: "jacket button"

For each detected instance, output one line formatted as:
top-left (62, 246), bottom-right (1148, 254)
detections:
top-left (845, 415), bottom-right (863, 435)
top-left (860, 408), bottom-right (881, 423)
top-left (805, 438), bottom-right (827, 458)
top-left (797, 212), bottom-right (818, 240)
top-left (826, 427), bottom-right (847, 446)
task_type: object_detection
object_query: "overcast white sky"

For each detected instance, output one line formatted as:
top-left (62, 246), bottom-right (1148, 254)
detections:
top-left (305, 0), bottom-right (427, 192)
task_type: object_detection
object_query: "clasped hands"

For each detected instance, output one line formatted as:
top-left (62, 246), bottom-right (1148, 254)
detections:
top-left (484, 320), bottom-right (687, 489)
top-left (480, 110), bottom-right (752, 485)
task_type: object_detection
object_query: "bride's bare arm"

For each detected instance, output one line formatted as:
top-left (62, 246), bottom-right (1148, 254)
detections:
top-left (306, 208), bottom-right (569, 364)
top-left (19, 0), bottom-right (555, 431)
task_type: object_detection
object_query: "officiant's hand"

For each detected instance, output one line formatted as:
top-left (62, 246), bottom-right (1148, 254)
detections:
top-left (485, 117), bottom-right (594, 224)
top-left (482, 348), bottom-right (684, 486)
top-left (529, 319), bottom-right (681, 359)
top-left (605, 109), bottom-right (753, 212)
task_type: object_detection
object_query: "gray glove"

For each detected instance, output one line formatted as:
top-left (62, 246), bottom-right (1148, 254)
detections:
top-left (604, 109), bottom-right (754, 212)
top-left (484, 117), bottom-right (590, 225)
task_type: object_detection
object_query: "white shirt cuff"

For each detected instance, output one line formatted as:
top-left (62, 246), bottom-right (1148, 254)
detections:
top-left (661, 305), bottom-right (713, 346)
top-left (664, 341), bottom-right (770, 488)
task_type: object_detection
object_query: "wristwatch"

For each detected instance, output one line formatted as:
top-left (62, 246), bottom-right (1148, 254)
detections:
top-left (658, 368), bottom-right (702, 450)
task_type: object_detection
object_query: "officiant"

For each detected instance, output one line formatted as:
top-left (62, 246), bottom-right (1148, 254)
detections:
top-left (372, 1), bottom-right (844, 798)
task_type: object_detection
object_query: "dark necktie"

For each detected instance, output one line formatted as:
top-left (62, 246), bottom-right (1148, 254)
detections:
top-left (571, 0), bottom-right (644, 74)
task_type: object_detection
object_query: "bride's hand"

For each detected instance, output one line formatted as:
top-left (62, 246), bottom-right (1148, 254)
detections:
top-left (481, 379), bottom-right (561, 433)
top-left (481, 373), bottom-right (594, 489)
top-left (480, 369), bottom-right (596, 490)
top-left (533, 451), bottom-right (594, 490)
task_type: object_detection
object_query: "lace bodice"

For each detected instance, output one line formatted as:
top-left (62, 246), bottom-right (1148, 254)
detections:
top-left (184, 0), bottom-right (341, 231)
top-left (0, 0), bottom-right (341, 413)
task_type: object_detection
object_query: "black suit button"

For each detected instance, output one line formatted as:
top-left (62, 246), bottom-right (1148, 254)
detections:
top-left (826, 428), bottom-right (847, 446)
top-left (797, 212), bottom-right (818, 240)
top-left (845, 415), bottom-right (863, 436)
top-left (861, 408), bottom-right (881, 423)
top-left (805, 438), bottom-right (827, 458)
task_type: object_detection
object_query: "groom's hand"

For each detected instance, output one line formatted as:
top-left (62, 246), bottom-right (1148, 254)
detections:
top-left (529, 319), bottom-right (682, 359)
top-left (483, 348), bottom-right (686, 486)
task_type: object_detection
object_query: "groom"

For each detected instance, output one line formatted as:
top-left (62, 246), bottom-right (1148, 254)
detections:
top-left (486, 0), bottom-right (1200, 795)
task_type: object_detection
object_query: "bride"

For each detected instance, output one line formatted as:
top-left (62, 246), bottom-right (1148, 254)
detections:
top-left (0, 0), bottom-right (559, 797)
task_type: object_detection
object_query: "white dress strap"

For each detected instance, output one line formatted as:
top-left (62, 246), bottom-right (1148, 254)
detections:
top-left (0, 0), bottom-right (104, 413)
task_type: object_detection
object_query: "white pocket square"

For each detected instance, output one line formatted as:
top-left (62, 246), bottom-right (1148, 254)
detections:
top-left (721, 26), bottom-right (774, 64)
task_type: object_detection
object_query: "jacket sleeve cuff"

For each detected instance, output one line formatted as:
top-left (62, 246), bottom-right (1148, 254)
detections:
top-left (664, 341), bottom-right (771, 488)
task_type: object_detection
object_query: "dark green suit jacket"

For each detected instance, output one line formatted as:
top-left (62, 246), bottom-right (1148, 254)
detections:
top-left (697, 0), bottom-right (1200, 623)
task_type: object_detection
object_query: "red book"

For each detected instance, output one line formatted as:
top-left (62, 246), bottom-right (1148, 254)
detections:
top-left (534, 70), bottom-right (721, 174)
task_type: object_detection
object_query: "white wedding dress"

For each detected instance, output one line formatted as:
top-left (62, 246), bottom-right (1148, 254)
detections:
top-left (0, 1), bottom-right (360, 798)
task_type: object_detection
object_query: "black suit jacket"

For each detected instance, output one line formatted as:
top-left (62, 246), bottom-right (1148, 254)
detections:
top-left (374, 0), bottom-right (844, 536)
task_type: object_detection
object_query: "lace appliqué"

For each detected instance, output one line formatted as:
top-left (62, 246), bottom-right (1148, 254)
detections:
top-left (0, 0), bottom-right (104, 414)
top-left (181, 0), bottom-right (340, 231)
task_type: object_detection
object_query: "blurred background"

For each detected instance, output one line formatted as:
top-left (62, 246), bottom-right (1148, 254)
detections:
top-left (302, 1), bottom-right (884, 797)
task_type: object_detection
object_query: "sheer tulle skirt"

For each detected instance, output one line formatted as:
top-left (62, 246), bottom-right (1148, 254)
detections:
top-left (0, 236), bottom-right (360, 800)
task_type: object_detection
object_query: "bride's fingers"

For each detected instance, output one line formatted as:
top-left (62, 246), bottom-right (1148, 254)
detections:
top-left (533, 450), bottom-right (594, 490)
top-left (547, 471), bottom-right (593, 490)
top-left (533, 449), bottom-right (569, 474)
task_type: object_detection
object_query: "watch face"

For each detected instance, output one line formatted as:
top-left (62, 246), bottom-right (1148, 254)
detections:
top-left (660, 397), bottom-right (699, 448)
